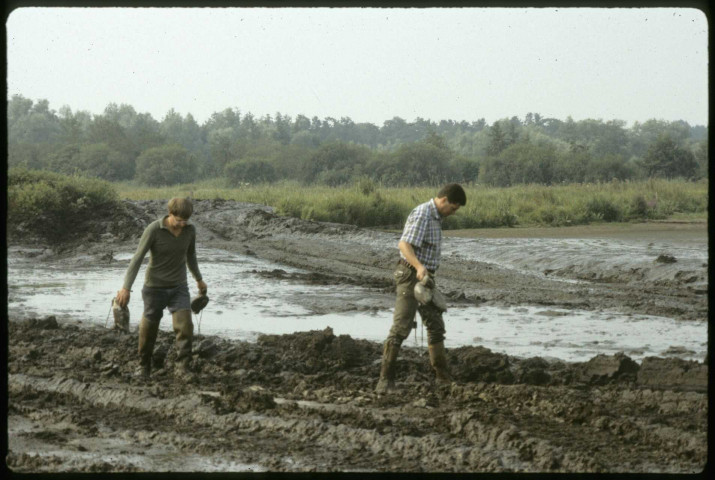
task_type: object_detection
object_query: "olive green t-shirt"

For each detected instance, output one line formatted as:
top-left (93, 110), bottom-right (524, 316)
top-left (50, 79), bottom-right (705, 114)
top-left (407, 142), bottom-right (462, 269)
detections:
top-left (122, 216), bottom-right (202, 290)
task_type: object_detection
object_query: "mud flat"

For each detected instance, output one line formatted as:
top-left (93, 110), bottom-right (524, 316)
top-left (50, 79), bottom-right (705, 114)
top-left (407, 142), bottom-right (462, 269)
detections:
top-left (6, 317), bottom-right (708, 473)
top-left (6, 199), bottom-right (709, 473)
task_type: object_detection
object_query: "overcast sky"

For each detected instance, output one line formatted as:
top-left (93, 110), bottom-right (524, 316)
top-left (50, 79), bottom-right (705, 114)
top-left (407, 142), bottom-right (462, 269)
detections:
top-left (6, 7), bottom-right (709, 127)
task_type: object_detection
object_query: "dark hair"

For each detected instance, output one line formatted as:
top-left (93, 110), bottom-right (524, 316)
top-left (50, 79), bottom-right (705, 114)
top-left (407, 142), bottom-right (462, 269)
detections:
top-left (436, 183), bottom-right (467, 206)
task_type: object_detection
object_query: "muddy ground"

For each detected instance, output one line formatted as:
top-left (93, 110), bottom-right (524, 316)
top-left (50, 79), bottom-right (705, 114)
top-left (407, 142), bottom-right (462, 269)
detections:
top-left (5, 199), bottom-right (710, 473)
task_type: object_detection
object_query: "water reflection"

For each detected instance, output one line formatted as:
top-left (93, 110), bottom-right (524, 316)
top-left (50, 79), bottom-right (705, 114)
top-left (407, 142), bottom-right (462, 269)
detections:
top-left (7, 248), bottom-right (707, 363)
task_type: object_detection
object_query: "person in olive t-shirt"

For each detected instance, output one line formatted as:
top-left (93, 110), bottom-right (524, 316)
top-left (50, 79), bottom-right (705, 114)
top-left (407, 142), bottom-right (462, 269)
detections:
top-left (116, 197), bottom-right (207, 379)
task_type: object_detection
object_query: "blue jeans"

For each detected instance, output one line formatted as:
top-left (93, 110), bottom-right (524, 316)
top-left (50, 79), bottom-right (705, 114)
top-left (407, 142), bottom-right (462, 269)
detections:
top-left (141, 283), bottom-right (191, 322)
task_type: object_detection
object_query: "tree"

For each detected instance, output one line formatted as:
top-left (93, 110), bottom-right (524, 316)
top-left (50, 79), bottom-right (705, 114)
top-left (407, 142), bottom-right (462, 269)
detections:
top-left (552, 149), bottom-right (591, 183)
top-left (8, 96), bottom-right (62, 144)
top-left (386, 140), bottom-right (455, 186)
top-left (639, 135), bottom-right (698, 179)
top-left (292, 114), bottom-right (312, 134)
top-left (693, 140), bottom-right (708, 179)
top-left (46, 144), bottom-right (81, 175)
top-left (128, 113), bottom-right (165, 153)
top-left (87, 116), bottom-right (136, 160)
top-left (77, 143), bottom-right (135, 181)
top-left (207, 130), bottom-right (235, 176)
top-left (224, 158), bottom-right (276, 185)
top-left (290, 130), bottom-right (321, 148)
top-left (7, 94), bottom-right (34, 126)
top-left (273, 112), bottom-right (292, 145)
top-left (272, 144), bottom-right (314, 180)
top-left (135, 145), bottom-right (197, 186)
top-left (450, 155), bottom-right (480, 183)
top-left (591, 120), bottom-right (628, 158)
top-left (480, 142), bottom-right (557, 186)
top-left (487, 122), bottom-right (507, 156)
top-left (57, 106), bottom-right (90, 145)
top-left (583, 154), bottom-right (634, 183)
top-left (630, 119), bottom-right (693, 158)
top-left (302, 142), bottom-right (371, 185)
top-left (8, 143), bottom-right (50, 170)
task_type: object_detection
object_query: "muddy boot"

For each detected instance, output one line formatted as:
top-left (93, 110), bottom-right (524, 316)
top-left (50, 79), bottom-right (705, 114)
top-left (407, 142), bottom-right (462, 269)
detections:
top-left (375, 341), bottom-right (400, 394)
top-left (136, 316), bottom-right (159, 379)
top-left (172, 309), bottom-right (195, 381)
top-left (428, 341), bottom-right (452, 384)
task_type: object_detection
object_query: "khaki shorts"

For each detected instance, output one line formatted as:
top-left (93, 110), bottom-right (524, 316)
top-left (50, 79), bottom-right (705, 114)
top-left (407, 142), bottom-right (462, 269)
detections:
top-left (386, 261), bottom-right (445, 345)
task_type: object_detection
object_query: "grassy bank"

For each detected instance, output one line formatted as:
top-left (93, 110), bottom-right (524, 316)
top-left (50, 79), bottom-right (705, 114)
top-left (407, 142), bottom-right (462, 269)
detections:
top-left (116, 178), bottom-right (708, 229)
top-left (8, 168), bottom-right (122, 241)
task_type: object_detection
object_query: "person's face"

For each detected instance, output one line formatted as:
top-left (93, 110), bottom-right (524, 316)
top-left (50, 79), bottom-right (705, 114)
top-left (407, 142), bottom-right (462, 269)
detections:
top-left (170, 214), bottom-right (188, 228)
top-left (436, 197), bottom-right (460, 217)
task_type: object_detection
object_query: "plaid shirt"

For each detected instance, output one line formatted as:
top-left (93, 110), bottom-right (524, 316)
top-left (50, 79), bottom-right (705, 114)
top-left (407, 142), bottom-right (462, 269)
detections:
top-left (399, 199), bottom-right (443, 271)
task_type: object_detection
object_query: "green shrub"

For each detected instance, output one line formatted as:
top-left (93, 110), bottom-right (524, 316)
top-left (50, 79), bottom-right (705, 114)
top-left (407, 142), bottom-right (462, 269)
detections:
top-left (628, 194), bottom-right (648, 218)
top-left (7, 168), bottom-right (120, 241)
top-left (135, 144), bottom-right (196, 186)
top-left (585, 196), bottom-right (622, 222)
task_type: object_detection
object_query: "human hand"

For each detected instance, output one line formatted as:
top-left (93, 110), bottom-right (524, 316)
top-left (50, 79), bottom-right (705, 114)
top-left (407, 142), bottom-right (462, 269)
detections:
top-left (116, 288), bottom-right (130, 308)
top-left (197, 280), bottom-right (207, 295)
top-left (416, 265), bottom-right (429, 281)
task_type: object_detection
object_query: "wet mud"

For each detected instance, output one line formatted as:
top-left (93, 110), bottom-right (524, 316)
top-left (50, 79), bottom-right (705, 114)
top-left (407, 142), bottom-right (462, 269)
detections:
top-left (6, 199), bottom-right (709, 473)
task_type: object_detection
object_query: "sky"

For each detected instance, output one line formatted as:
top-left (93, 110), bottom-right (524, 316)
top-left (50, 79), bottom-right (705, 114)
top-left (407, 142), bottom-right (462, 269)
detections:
top-left (5, 7), bottom-right (709, 127)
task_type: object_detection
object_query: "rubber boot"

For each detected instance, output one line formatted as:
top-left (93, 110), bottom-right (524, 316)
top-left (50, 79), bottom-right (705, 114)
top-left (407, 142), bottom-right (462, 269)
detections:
top-left (137, 316), bottom-right (159, 379)
top-left (428, 341), bottom-right (452, 384)
top-left (375, 341), bottom-right (401, 393)
top-left (172, 309), bottom-right (195, 380)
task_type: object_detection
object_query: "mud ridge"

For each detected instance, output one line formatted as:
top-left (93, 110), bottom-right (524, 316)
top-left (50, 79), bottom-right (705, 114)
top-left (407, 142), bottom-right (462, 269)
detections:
top-left (7, 318), bottom-right (708, 472)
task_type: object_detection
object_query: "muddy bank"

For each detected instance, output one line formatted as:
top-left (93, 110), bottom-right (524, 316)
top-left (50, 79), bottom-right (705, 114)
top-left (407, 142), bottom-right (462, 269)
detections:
top-left (7, 316), bottom-right (708, 472)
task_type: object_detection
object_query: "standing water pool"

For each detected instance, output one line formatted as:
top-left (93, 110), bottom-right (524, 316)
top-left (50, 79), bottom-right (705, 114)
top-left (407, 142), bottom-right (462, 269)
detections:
top-left (7, 247), bottom-right (707, 363)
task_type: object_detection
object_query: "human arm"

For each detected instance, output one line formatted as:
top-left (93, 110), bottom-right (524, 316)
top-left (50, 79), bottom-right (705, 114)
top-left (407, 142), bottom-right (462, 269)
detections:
top-left (186, 226), bottom-right (205, 293)
top-left (398, 240), bottom-right (429, 281)
top-left (116, 225), bottom-right (154, 306)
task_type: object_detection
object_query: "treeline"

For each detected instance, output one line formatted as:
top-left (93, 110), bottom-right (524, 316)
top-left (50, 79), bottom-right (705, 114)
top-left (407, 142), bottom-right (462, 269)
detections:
top-left (7, 94), bottom-right (708, 187)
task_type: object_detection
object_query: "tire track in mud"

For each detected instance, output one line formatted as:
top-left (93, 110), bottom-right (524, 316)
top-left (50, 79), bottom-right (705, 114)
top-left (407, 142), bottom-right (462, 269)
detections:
top-left (4, 373), bottom-right (603, 472)
top-left (8, 319), bottom-right (707, 473)
top-left (9, 369), bottom-right (707, 473)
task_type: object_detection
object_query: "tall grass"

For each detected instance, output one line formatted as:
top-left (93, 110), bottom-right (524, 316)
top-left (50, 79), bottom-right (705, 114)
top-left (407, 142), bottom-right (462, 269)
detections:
top-left (116, 178), bottom-right (708, 229)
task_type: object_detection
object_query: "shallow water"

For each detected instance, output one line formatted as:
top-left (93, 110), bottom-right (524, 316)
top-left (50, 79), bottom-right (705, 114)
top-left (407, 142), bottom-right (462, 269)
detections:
top-left (7, 247), bottom-right (706, 363)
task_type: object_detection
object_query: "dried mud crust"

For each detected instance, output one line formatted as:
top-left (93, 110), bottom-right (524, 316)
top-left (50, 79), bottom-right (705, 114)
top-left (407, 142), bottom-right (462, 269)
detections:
top-left (7, 317), bottom-right (707, 473)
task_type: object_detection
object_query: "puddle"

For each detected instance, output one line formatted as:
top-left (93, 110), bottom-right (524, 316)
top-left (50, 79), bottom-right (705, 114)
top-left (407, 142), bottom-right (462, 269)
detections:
top-left (8, 414), bottom-right (267, 472)
top-left (7, 248), bottom-right (707, 363)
